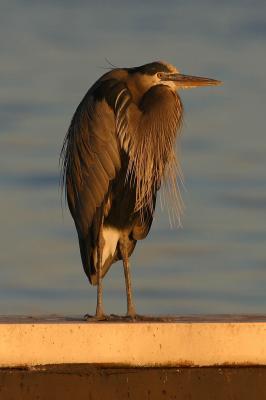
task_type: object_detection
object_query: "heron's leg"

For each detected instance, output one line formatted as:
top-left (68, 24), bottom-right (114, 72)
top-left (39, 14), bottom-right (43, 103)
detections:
top-left (120, 234), bottom-right (136, 318)
top-left (96, 223), bottom-right (105, 319)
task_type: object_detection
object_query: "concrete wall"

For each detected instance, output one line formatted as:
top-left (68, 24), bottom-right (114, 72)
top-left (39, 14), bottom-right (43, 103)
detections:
top-left (1, 365), bottom-right (266, 400)
top-left (1, 315), bottom-right (266, 367)
top-left (1, 315), bottom-right (266, 399)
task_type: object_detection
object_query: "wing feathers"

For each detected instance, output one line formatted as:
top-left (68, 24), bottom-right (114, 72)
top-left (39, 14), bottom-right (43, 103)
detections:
top-left (61, 88), bottom-right (121, 240)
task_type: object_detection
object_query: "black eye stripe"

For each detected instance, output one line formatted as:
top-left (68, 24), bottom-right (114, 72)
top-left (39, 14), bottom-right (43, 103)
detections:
top-left (128, 62), bottom-right (171, 75)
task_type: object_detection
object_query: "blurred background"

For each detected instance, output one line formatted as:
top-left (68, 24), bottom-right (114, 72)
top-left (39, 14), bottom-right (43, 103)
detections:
top-left (0, 0), bottom-right (265, 315)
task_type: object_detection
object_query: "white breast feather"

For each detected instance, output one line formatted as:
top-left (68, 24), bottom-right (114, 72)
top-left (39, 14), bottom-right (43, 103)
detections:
top-left (102, 226), bottom-right (120, 265)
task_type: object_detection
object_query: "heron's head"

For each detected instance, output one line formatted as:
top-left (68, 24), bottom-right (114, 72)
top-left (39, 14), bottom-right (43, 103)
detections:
top-left (127, 61), bottom-right (221, 97)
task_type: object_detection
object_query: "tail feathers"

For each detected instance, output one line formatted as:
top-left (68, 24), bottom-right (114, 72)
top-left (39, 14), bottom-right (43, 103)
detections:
top-left (89, 253), bottom-right (118, 285)
top-left (78, 236), bottom-right (96, 285)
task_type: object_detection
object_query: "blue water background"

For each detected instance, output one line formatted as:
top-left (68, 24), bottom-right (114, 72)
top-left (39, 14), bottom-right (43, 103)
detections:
top-left (0, 0), bottom-right (265, 315)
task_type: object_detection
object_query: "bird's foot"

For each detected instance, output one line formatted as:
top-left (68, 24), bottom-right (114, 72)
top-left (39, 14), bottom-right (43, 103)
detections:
top-left (84, 311), bottom-right (107, 322)
top-left (109, 307), bottom-right (136, 321)
top-left (108, 313), bottom-right (134, 321)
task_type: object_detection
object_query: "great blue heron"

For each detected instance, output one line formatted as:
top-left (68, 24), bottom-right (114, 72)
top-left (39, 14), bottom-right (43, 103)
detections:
top-left (60, 61), bottom-right (221, 320)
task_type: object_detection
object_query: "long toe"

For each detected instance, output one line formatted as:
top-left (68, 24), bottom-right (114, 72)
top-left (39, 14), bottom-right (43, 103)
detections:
top-left (84, 313), bottom-right (93, 321)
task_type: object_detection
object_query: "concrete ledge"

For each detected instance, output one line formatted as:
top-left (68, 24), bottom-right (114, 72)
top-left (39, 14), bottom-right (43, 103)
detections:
top-left (1, 315), bottom-right (266, 367)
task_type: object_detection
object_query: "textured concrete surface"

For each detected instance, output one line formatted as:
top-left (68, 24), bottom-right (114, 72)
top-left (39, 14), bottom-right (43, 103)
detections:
top-left (1, 315), bottom-right (266, 367)
top-left (1, 365), bottom-right (266, 400)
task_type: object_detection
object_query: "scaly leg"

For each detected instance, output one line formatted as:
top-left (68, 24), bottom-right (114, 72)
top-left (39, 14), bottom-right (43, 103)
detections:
top-left (95, 222), bottom-right (105, 319)
top-left (120, 234), bottom-right (136, 318)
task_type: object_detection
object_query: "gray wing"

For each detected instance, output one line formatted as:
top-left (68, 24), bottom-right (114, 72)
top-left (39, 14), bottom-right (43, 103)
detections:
top-left (62, 98), bottom-right (120, 234)
top-left (61, 81), bottom-right (125, 280)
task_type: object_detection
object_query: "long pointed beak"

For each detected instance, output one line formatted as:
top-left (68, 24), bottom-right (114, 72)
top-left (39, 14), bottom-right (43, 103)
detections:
top-left (167, 73), bottom-right (222, 89)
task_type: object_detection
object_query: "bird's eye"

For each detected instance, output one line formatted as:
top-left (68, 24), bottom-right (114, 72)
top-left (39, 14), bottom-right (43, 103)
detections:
top-left (157, 72), bottom-right (163, 79)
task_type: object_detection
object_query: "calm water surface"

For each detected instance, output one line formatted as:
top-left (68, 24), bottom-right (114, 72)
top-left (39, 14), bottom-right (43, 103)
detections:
top-left (0, 0), bottom-right (266, 315)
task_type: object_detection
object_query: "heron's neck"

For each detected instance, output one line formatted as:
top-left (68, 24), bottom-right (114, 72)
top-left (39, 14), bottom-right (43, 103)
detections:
top-left (140, 85), bottom-right (183, 123)
top-left (126, 85), bottom-right (183, 220)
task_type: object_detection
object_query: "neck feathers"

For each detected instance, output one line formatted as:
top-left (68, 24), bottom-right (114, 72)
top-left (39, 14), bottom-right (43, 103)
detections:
top-left (127, 85), bottom-right (184, 223)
